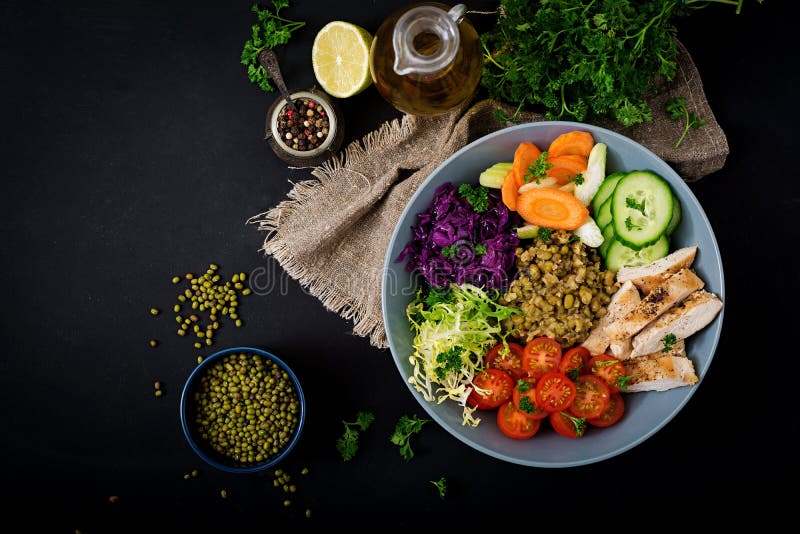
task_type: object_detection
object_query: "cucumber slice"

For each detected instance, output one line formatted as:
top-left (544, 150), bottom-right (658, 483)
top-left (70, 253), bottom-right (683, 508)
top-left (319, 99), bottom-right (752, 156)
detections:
top-left (611, 171), bottom-right (674, 250)
top-left (479, 162), bottom-right (513, 189)
top-left (591, 171), bottom-right (626, 215)
top-left (595, 196), bottom-right (613, 230)
top-left (599, 222), bottom-right (615, 258)
top-left (605, 235), bottom-right (670, 271)
top-left (665, 193), bottom-right (682, 235)
top-left (516, 224), bottom-right (540, 240)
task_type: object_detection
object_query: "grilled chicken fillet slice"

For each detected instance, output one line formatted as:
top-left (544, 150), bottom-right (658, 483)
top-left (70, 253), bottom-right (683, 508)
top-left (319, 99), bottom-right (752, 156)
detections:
top-left (616, 246), bottom-right (697, 295)
top-left (624, 340), bottom-right (699, 392)
top-left (629, 290), bottom-right (723, 358)
top-left (605, 268), bottom-right (705, 343)
top-left (581, 281), bottom-right (640, 355)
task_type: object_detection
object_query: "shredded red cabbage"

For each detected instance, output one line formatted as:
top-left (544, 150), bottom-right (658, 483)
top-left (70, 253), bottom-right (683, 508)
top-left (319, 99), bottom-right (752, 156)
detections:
top-left (397, 182), bottom-right (519, 290)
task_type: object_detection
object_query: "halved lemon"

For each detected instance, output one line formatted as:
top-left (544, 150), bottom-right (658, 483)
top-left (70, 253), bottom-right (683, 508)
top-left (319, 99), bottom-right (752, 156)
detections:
top-left (311, 21), bottom-right (373, 98)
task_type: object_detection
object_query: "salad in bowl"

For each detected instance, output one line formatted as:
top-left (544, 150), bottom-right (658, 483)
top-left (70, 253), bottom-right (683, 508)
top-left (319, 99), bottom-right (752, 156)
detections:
top-left (382, 122), bottom-right (725, 467)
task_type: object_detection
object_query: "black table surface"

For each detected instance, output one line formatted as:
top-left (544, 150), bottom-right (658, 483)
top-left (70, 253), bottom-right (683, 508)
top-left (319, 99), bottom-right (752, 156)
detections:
top-left (2, 0), bottom-right (797, 529)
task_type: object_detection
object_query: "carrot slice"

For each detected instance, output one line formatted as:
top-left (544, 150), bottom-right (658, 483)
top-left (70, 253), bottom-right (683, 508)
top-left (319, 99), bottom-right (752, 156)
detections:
top-left (546, 166), bottom-right (578, 186)
top-left (516, 187), bottom-right (589, 230)
top-left (511, 142), bottom-right (543, 186)
top-left (547, 131), bottom-right (594, 159)
top-left (546, 154), bottom-right (588, 175)
top-left (501, 171), bottom-right (519, 211)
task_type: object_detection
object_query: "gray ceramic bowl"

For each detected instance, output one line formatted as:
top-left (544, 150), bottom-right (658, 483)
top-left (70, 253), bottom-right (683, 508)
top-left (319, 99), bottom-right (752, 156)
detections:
top-left (382, 121), bottom-right (725, 468)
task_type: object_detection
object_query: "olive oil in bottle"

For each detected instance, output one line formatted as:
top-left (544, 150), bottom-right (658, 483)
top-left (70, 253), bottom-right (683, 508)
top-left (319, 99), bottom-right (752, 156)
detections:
top-left (369, 3), bottom-right (483, 116)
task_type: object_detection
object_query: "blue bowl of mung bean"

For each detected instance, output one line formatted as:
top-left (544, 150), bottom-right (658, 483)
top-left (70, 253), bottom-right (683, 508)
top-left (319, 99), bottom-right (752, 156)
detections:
top-left (180, 346), bottom-right (306, 473)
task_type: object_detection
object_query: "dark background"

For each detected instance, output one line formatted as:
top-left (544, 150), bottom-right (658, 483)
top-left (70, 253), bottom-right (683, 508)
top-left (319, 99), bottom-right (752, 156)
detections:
top-left (1, 0), bottom-right (797, 529)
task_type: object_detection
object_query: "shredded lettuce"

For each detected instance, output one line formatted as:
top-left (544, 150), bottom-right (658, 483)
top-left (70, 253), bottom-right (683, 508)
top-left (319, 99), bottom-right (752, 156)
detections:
top-left (406, 283), bottom-right (521, 427)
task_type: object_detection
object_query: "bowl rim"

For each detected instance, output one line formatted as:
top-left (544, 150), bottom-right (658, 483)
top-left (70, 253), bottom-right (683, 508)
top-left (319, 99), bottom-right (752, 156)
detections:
top-left (381, 120), bottom-right (725, 468)
top-left (179, 346), bottom-right (306, 474)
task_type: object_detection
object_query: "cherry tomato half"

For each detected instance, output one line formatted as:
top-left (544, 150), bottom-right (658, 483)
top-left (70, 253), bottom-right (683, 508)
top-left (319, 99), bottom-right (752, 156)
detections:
top-left (549, 411), bottom-right (586, 438)
top-left (535, 371), bottom-right (576, 413)
top-left (587, 392), bottom-right (625, 428)
top-left (522, 337), bottom-right (563, 379)
top-left (485, 342), bottom-right (526, 380)
top-left (587, 354), bottom-right (628, 393)
top-left (497, 401), bottom-right (542, 439)
top-left (568, 375), bottom-right (610, 419)
top-left (511, 377), bottom-right (548, 420)
top-left (466, 368), bottom-right (514, 410)
top-left (559, 346), bottom-right (590, 380)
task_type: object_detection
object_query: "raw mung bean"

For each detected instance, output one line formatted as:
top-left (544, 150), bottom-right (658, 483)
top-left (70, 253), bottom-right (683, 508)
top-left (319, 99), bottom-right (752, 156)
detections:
top-left (192, 353), bottom-right (300, 468)
top-left (499, 231), bottom-right (617, 347)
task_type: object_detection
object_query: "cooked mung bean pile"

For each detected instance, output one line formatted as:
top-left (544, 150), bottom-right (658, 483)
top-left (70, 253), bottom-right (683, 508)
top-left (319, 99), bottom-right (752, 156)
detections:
top-left (193, 353), bottom-right (300, 467)
top-left (499, 231), bottom-right (618, 347)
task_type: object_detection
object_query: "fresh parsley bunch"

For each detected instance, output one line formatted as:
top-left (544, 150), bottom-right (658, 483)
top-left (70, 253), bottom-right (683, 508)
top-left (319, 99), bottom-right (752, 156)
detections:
top-left (240, 1), bottom-right (305, 93)
top-left (481, 0), bottom-right (760, 127)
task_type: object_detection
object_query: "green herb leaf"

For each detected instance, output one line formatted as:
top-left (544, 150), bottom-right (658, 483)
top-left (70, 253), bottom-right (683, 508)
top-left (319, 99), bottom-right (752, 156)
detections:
top-left (336, 427), bottom-right (359, 461)
top-left (665, 97), bottom-right (708, 148)
top-left (430, 477), bottom-right (447, 499)
top-left (390, 414), bottom-right (431, 461)
top-left (572, 173), bottom-right (585, 185)
top-left (241, 2), bottom-right (306, 93)
top-left (662, 333), bottom-right (678, 352)
top-left (538, 227), bottom-right (553, 242)
top-left (479, 0), bottom-right (757, 127)
top-left (525, 152), bottom-right (553, 183)
top-left (458, 183), bottom-right (490, 213)
top-left (567, 368), bottom-right (579, 381)
top-left (355, 411), bottom-right (375, 431)
top-left (624, 216), bottom-right (639, 231)
top-left (617, 374), bottom-right (635, 392)
top-left (516, 379), bottom-right (531, 392)
top-left (435, 347), bottom-right (463, 381)
top-left (518, 396), bottom-right (538, 415)
top-left (474, 243), bottom-right (488, 255)
top-left (626, 196), bottom-right (646, 213)
top-left (441, 244), bottom-right (458, 258)
top-left (336, 411), bottom-right (375, 460)
top-left (424, 286), bottom-right (453, 307)
top-left (561, 411), bottom-right (586, 437)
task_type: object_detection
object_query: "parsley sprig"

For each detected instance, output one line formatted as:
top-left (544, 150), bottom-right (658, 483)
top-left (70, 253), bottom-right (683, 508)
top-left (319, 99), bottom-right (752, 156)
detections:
top-left (662, 333), bottom-right (678, 352)
top-left (336, 411), bottom-right (375, 461)
top-left (240, 1), bottom-right (305, 93)
top-left (435, 347), bottom-right (463, 381)
top-left (390, 414), bottom-right (431, 461)
top-left (430, 477), bottom-right (447, 499)
top-left (665, 97), bottom-right (708, 148)
top-left (525, 152), bottom-right (553, 183)
top-left (458, 183), bottom-right (490, 213)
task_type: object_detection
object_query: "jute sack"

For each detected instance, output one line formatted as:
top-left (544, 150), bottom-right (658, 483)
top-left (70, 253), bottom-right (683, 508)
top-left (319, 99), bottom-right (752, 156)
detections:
top-left (248, 40), bottom-right (728, 349)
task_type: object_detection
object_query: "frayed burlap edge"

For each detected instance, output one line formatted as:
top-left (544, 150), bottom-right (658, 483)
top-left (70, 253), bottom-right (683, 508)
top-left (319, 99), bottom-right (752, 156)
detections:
top-left (247, 116), bottom-right (416, 347)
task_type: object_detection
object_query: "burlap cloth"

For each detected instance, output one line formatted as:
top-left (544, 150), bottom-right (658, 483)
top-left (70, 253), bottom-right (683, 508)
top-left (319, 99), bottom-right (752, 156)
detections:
top-left (248, 40), bottom-right (728, 349)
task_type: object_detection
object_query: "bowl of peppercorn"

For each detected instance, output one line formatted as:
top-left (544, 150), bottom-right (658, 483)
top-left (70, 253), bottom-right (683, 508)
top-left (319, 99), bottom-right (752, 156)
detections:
top-left (180, 346), bottom-right (306, 473)
top-left (265, 87), bottom-right (344, 166)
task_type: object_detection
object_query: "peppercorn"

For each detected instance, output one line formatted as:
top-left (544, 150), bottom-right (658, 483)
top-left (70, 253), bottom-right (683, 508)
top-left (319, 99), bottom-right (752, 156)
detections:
top-left (275, 98), bottom-right (330, 152)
